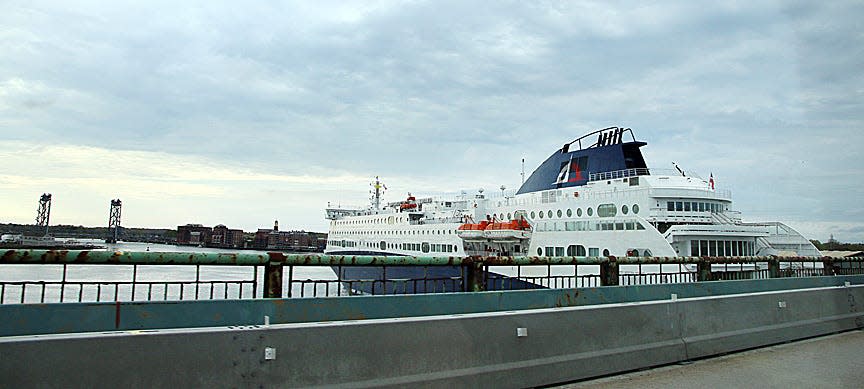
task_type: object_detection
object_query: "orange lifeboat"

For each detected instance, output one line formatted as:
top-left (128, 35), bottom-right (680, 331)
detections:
top-left (456, 220), bottom-right (488, 240)
top-left (399, 195), bottom-right (418, 211)
top-left (482, 219), bottom-right (531, 241)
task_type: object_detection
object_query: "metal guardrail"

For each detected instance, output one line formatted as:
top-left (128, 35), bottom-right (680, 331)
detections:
top-left (1, 249), bottom-right (862, 304)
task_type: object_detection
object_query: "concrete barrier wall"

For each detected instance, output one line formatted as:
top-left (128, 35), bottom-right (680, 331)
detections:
top-left (3, 275), bottom-right (863, 337)
top-left (1, 284), bottom-right (862, 388)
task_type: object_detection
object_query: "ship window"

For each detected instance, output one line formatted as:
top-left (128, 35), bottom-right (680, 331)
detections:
top-left (602, 249), bottom-right (610, 256)
top-left (691, 241), bottom-right (699, 256)
top-left (699, 203), bottom-right (705, 212)
top-left (632, 204), bottom-right (639, 214)
top-left (555, 247), bottom-right (564, 256)
top-left (577, 245), bottom-right (586, 256)
top-left (597, 204), bottom-right (617, 217)
top-left (587, 207), bottom-right (593, 216)
top-left (548, 210), bottom-right (553, 218)
top-left (556, 209), bottom-right (562, 218)
top-left (577, 208), bottom-right (582, 217)
top-left (667, 202), bottom-right (674, 211)
top-left (567, 245), bottom-right (576, 256)
top-left (380, 241), bottom-right (386, 250)
top-left (537, 248), bottom-right (543, 256)
top-left (566, 209), bottom-right (572, 217)
top-left (636, 222), bottom-right (645, 230)
top-left (539, 211), bottom-right (544, 219)
top-left (615, 222), bottom-right (624, 230)
top-left (545, 247), bottom-right (554, 256)
top-left (622, 204), bottom-right (629, 215)
top-left (709, 240), bottom-right (717, 256)
top-left (675, 202), bottom-right (683, 211)
top-left (644, 249), bottom-right (652, 257)
top-left (589, 248), bottom-right (599, 256)
top-left (684, 202), bottom-right (691, 212)
top-left (507, 213), bottom-right (512, 220)
top-left (625, 222), bottom-right (635, 230)
top-left (421, 242), bottom-right (430, 253)
top-left (531, 211), bottom-right (536, 219)
top-left (565, 222), bottom-right (575, 231)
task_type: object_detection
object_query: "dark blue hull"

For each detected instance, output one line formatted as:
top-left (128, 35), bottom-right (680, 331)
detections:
top-left (328, 254), bottom-right (545, 295)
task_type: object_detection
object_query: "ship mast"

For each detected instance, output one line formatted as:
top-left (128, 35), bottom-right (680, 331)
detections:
top-left (370, 176), bottom-right (386, 210)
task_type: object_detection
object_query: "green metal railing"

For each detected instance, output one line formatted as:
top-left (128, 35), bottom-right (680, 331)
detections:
top-left (1, 249), bottom-right (862, 304)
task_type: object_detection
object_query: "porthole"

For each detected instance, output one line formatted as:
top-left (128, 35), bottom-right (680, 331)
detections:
top-left (539, 211), bottom-right (544, 219)
top-left (587, 207), bottom-right (593, 216)
top-left (632, 204), bottom-right (639, 214)
top-left (602, 249), bottom-right (610, 256)
top-left (577, 208), bottom-right (582, 217)
top-left (547, 210), bottom-right (553, 218)
top-left (507, 212), bottom-right (512, 220)
top-left (622, 204), bottom-right (629, 215)
top-left (557, 209), bottom-right (563, 218)
top-left (566, 209), bottom-right (572, 217)
top-left (537, 248), bottom-right (543, 256)
top-left (531, 211), bottom-right (536, 219)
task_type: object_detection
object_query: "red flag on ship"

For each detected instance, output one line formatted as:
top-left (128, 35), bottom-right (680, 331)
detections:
top-left (709, 173), bottom-right (715, 190)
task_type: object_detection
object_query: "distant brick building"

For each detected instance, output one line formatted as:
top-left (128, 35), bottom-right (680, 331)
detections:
top-left (251, 220), bottom-right (326, 251)
top-left (211, 224), bottom-right (244, 248)
top-left (177, 224), bottom-right (212, 246)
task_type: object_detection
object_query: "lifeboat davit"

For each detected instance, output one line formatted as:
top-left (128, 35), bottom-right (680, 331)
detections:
top-left (482, 219), bottom-right (531, 241)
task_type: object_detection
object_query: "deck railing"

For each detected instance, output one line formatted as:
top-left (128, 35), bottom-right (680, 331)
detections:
top-left (1, 249), bottom-right (861, 304)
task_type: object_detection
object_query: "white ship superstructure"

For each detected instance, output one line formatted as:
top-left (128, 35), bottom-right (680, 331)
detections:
top-left (325, 127), bottom-right (819, 262)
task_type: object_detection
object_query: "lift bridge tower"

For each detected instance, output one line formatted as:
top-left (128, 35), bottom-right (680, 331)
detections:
top-left (106, 199), bottom-right (122, 243)
top-left (35, 193), bottom-right (52, 236)
top-left (36, 193), bottom-right (51, 236)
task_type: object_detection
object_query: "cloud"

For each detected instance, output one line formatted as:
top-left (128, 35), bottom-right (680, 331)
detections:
top-left (1, 1), bottom-right (862, 240)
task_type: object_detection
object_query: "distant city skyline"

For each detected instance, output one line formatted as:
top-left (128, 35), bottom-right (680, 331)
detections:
top-left (1, 1), bottom-right (862, 242)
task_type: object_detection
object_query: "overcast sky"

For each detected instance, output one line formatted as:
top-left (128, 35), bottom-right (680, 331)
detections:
top-left (1, 1), bottom-right (862, 242)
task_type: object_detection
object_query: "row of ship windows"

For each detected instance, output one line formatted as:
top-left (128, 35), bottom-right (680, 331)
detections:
top-left (533, 220), bottom-right (647, 232)
top-left (689, 240), bottom-right (755, 257)
top-left (667, 201), bottom-right (726, 213)
top-left (334, 203), bottom-right (642, 227)
top-left (514, 203), bottom-right (640, 221)
top-left (327, 240), bottom-right (457, 254)
top-left (538, 246), bottom-right (654, 257)
top-left (335, 216), bottom-right (403, 226)
top-left (331, 229), bottom-right (456, 236)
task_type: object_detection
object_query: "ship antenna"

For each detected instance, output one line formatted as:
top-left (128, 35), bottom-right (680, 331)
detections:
top-left (521, 158), bottom-right (525, 185)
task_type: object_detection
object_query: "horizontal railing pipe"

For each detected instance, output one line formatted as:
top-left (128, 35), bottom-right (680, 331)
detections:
top-left (0, 250), bottom-right (850, 266)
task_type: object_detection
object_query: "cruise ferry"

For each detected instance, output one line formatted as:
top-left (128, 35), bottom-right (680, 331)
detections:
top-left (324, 127), bottom-right (820, 292)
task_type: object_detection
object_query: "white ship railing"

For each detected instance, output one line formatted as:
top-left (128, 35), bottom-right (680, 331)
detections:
top-left (589, 168), bottom-right (652, 181)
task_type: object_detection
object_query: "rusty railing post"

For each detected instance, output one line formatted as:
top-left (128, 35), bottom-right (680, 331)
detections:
top-left (822, 257), bottom-right (836, 276)
top-left (697, 259), bottom-right (712, 282)
top-left (466, 257), bottom-right (485, 292)
top-left (600, 256), bottom-right (619, 286)
top-left (264, 262), bottom-right (283, 298)
top-left (767, 257), bottom-right (780, 278)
